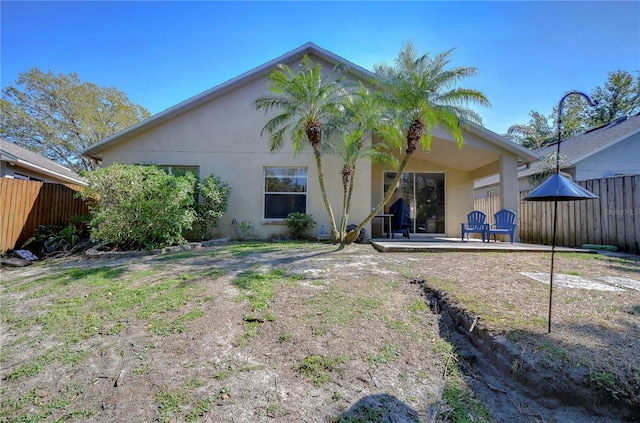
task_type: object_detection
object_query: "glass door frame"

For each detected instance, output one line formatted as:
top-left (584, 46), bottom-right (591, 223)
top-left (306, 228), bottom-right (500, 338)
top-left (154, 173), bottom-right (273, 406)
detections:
top-left (383, 171), bottom-right (446, 236)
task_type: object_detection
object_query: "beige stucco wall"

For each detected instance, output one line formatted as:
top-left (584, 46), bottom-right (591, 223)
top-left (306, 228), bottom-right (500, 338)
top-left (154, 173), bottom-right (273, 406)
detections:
top-left (97, 57), bottom-right (372, 240)
top-left (91, 48), bottom-right (526, 242)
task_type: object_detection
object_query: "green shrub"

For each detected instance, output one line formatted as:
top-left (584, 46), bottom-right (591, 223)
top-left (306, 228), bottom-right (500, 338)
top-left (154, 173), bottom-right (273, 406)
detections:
top-left (284, 212), bottom-right (315, 240)
top-left (79, 164), bottom-right (196, 250)
top-left (195, 174), bottom-right (231, 239)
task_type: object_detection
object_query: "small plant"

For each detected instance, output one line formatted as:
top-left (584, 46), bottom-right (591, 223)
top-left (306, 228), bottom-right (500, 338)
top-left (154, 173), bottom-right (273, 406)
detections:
top-left (232, 219), bottom-right (254, 241)
top-left (21, 222), bottom-right (81, 254)
top-left (590, 370), bottom-right (615, 388)
top-left (185, 399), bottom-right (211, 422)
top-left (278, 331), bottom-right (293, 343)
top-left (213, 386), bottom-right (231, 401)
top-left (367, 342), bottom-right (400, 365)
top-left (266, 403), bottom-right (281, 417)
top-left (284, 212), bottom-right (316, 240)
top-left (297, 355), bottom-right (347, 387)
top-left (156, 388), bottom-right (189, 423)
top-left (506, 330), bottom-right (520, 342)
top-left (441, 383), bottom-right (493, 423)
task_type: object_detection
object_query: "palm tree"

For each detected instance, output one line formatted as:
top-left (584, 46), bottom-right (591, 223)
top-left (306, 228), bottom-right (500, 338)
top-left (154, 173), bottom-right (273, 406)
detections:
top-left (255, 55), bottom-right (349, 241)
top-left (344, 42), bottom-right (490, 243)
top-left (505, 111), bottom-right (554, 149)
top-left (322, 83), bottom-right (397, 240)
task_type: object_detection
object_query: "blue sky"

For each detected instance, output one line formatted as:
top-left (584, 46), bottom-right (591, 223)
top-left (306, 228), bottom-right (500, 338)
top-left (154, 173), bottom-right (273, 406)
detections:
top-left (2, 1), bottom-right (638, 135)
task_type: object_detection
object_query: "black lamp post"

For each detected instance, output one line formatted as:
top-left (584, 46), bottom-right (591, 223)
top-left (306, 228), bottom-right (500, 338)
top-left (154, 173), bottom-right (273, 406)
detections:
top-left (524, 91), bottom-right (598, 333)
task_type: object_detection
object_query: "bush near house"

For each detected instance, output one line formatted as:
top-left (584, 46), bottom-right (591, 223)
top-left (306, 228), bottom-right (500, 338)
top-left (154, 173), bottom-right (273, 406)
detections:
top-left (195, 174), bottom-right (231, 240)
top-left (79, 164), bottom-right (197, 250)
top-left (284, 212), bottom-right (316, 240)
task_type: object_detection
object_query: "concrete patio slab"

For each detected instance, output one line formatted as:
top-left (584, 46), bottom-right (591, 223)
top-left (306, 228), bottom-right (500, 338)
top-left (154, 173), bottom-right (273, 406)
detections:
top-left (370, 237), bottom-right (593, 253)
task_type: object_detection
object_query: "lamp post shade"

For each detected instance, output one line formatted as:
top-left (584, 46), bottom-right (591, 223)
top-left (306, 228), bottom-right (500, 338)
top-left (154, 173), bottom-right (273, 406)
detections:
top-left (524, 174), bottom-right (598, 202)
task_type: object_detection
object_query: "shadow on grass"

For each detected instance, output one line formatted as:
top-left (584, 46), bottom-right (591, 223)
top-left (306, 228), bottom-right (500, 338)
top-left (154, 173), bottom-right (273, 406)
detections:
top-left (336, 394), bottom-right (419, 422)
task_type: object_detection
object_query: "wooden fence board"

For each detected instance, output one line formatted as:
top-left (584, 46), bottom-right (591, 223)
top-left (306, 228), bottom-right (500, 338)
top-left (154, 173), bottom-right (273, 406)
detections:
top-left (614, 177), bottom-right (625, 249)
top-left (591, 180), bottom-right (602, 245)
top-left (0, 179), bottom-right (88, 253)
top-left (575, 197), bottom-right (584, 247)
top-left (600, 179), bottom-right (613, 244)
top-left (634, 176), bottom-right (640, 253)
top-left (583, 180), bottom-right (595, 245)
top-left (623, 176), bottom-right (634, 252)
top-left (477, 175), bottom-right (639, 254)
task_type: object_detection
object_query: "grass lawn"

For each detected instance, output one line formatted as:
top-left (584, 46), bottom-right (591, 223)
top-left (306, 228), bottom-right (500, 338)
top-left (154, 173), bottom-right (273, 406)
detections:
top-left (1, 242), bottom-right (637, 422)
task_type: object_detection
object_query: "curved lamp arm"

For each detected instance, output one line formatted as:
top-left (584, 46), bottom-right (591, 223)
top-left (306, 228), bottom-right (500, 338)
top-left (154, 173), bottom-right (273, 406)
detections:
top-left (555, 91), bottom-right (598, 174)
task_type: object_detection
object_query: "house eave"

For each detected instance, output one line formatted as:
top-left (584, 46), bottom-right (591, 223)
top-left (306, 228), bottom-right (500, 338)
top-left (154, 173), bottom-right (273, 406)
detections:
top-left (3, 158), bottom-right (87, 186)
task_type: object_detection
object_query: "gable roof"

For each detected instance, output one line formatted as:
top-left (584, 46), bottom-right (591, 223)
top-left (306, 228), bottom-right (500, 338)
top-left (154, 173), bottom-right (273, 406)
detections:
top-left (1, 139), bottom-right (87, 185)
top-left (522, 113), bottom-right (640, 177)
top-left (81, 42), bottom-right (538, 165)
top-left (81, 42), bottom-right (373, 160)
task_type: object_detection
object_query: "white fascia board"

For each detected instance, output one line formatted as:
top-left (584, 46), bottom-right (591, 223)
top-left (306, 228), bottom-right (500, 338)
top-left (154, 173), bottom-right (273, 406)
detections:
top-left (12, 159), bottom-right (87, 186)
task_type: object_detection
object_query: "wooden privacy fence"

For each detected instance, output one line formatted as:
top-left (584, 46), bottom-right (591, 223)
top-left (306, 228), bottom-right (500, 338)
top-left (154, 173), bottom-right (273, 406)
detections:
top-left (474, 174), bottom-right (640, 254)
top-left (0, 179), bottom-right (89, 253)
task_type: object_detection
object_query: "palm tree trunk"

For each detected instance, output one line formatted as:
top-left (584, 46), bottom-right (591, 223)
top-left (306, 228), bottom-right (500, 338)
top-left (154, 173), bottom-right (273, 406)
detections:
top-left (340, 184), bottom-right (349, 240)
top-left (344, 152), bottom-right (412, 244)
top-left (313, 144), bottom-right (339, 241)
top-left (339, 164), bottom-right (357, 241)
top-left (341, 164), bottom-right (358, 241)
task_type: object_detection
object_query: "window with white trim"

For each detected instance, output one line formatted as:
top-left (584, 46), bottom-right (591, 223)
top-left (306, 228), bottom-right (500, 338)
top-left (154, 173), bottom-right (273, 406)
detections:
top-left (12, 172), bottom-right (42, 182)
top-left (263, 167), bottom-right (307, 219)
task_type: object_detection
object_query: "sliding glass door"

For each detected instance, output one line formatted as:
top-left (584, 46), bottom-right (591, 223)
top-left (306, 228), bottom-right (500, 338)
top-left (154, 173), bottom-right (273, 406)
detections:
top-left (384, 172), bottom-right (445, 234)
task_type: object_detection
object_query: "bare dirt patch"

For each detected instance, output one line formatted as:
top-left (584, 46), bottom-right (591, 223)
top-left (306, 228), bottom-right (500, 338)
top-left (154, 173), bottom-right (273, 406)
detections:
top-left (1, 243), bottom-right (638, 422)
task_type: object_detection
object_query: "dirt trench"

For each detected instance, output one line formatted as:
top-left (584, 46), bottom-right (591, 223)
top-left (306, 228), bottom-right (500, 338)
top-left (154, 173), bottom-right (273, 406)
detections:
top-left (421, 283), bottom-right (639, 423)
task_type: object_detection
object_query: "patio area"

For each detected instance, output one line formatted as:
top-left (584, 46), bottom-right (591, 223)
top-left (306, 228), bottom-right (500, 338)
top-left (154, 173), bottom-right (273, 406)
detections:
top-left (370, 236), bottom-right (593, 253)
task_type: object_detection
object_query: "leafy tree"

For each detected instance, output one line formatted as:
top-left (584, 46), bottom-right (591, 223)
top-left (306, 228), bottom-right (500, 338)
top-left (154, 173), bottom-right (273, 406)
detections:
top-left (505, 70), bottom-right (639, 150)
top-left (551, 93), bottom-right (591, 139)
top-left (78, 164), bottom-right (196, 250)
top-left (587, 70), bottom-right (640, 125)
top-left (255, 55), bottom-right (349, 242)
top-left (344, 42), bottom-right (490, 243)
top-left (1, 68), bottom-right (150, 172)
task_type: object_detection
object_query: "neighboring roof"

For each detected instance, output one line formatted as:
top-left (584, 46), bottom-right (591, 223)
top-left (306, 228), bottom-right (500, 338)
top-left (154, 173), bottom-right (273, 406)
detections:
top-left (0, 139), bottom-right (87, 186)
top-left (475, 113), bottom-right (640, 188)
top-left (521, 113), bottom-right (640, 177)
top-left (80, 42), bottom-right (538, 165)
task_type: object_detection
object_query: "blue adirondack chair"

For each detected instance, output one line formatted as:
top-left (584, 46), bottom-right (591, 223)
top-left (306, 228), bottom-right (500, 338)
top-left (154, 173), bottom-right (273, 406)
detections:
top-left (461, 211), bottom-right (487, 242)
top-left (487, 209), bottom-right (517, 243)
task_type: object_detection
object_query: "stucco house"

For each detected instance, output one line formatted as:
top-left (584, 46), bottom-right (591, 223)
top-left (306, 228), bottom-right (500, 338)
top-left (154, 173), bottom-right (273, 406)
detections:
top-left (1, 139), bottom-right (87, 186)
top-left (81, 43), bottom-right (538, 240)
top-left (474, 113), bottom-right (640, 199)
